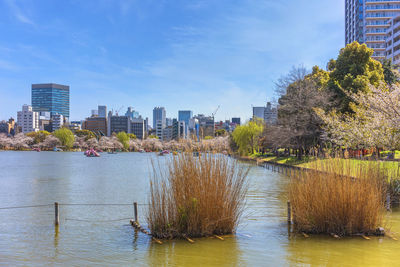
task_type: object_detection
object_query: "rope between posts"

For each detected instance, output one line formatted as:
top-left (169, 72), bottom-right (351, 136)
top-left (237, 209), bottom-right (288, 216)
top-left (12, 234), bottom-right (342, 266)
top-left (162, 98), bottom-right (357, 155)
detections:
top-left (0, 204), bottom-right (52, 210)
top-left (59, 203), bottom-right (134, 206)
top-left (0, 203), bottom-right (151, 210)
top-left (65, 217), bottom-right (133, 222)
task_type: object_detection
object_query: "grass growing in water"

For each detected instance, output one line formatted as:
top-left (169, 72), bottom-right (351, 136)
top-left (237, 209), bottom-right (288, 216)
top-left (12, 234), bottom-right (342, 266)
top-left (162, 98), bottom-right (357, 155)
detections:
top-left (148, 153), bottom-right (249, 239)
top-left (289, 159), bottom-right (387, 236)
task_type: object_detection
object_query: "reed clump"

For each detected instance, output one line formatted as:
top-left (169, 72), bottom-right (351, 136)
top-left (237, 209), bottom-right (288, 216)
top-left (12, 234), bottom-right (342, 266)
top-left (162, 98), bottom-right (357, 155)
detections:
top-left (148, 153), bottom-right (248, 239)
top-left (289, 159), bottom-right (386, 236)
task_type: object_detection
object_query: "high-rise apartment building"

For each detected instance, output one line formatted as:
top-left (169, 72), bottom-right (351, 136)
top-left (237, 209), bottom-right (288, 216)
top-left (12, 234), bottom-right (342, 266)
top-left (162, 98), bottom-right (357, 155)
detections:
top-left (345, 0), bottom-right (400, 59)
top-left (153, 107), bottom-right (166, 129)
top-left (386, 15), bottom-right (400, 64)
top-left (17, 104), bottom-right (39, 133)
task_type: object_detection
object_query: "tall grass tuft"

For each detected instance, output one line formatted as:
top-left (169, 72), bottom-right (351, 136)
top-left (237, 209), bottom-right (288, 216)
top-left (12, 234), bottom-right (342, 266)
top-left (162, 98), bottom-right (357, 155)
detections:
top-left (289, 159), bottom-right (386, 236)
top-left (148, 153), bottom-right (249, 239)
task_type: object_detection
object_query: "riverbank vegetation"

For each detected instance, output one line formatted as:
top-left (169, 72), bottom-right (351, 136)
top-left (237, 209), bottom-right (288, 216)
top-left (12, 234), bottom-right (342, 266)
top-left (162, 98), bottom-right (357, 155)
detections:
top-left (289, 159), bottom-right (386, 236)
top-left (148, 153), bottom-right (248, 239)
top-left (0, 129), bottom-right (231, 153)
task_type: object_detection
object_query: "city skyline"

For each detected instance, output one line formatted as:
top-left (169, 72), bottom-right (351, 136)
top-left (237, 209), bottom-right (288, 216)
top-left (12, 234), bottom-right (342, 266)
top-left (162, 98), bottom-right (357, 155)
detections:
top-left (0, 0), bottom-right (344, 122)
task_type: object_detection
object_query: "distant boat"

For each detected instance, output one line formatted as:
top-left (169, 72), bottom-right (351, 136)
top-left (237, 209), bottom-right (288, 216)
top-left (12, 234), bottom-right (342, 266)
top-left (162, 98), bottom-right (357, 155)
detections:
top-left (53, 147), bottom-right (62, 152)
top-left (32, 148), bottom-right (41, 152)
top-left (85, 148), bottom-right (100, 157)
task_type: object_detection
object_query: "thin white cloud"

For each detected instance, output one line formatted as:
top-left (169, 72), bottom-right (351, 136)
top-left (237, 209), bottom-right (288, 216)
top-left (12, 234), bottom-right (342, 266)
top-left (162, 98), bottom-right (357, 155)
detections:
top-left (5, 0), bottom-right (35, 25)
top-left (0, 59), bottom-right (19, 71)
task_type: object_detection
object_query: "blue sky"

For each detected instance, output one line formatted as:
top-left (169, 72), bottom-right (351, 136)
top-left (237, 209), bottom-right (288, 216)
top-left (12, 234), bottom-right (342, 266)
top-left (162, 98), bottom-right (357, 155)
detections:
top-left (0, 0), bottom-right (344, 123)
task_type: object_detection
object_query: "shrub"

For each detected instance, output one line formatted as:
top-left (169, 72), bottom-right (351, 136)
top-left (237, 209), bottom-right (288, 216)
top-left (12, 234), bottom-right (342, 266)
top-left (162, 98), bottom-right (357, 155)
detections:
top-left (289, 159), bottom-right (386, 236)
top-left (53, 128), bottom-right (75, 149)
top-left (148, 153), bottom-right (248, 239)
top-left (116, 131), bottom-right (129, 151)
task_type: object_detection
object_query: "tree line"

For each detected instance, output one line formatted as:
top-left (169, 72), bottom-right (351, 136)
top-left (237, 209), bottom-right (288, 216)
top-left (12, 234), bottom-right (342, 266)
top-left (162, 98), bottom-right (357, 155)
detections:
top-left (232, 42), bottom-right (400, 159)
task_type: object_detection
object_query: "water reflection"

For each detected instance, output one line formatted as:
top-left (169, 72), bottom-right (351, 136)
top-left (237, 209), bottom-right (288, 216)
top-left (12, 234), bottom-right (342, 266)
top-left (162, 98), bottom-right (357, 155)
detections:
top-left (2, 152), bottom-right (400, 266)
top-left (145, 236), bottom-right (243, 266)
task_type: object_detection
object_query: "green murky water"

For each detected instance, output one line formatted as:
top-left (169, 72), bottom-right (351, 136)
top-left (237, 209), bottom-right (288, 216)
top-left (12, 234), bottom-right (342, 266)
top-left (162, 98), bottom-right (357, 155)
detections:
top-left (0, 151), bottom-right (399, 266)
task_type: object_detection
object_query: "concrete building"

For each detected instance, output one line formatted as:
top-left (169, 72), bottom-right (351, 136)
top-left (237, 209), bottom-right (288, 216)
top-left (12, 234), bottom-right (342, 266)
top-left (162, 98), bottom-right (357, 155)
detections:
top-left (83, 117), bottom-right (107, 136)
top-left (91, 109), bottom-right (98, 117)
top-left (162, 125), bottom-right (173, 141)
top-left (98, 105), bottom-right (107, 118)
top-left (125, 107), bottom-right (139, 119)
top-left (252, 102), bottom-right (278, 124)
top-left (31, 83), bottom-right (70, 118)
top-left (0, 118), bottom-right (16, 136)
top-left (68, 121), bottom-right (82, 131)
top-left (252, 106), bottom-right (265, 120)
top-left (386, 15), bottom-right (400, 64)
top-left (153, 107), bottom-right (166, 130)
top-left (52, 114), bottom-right (64, 131)
top-left (17, 104), bottom-right (39, 133)
top-left (166, 118), bottom-right (173, 127)
top-left (155, 120), bottom-right (164, 140)
top-left (264, 102), bottom-right (278, 125)
top-left (130, 118), bottom-right (145, 139)
top-left (232, 117), bottom-right (241, 125)
top-left (345, 0), bottom-right (400, 59)
top-left (193, 114), bottom-right (215, 138)
top-left (107, 112), bottom-right (130, 136)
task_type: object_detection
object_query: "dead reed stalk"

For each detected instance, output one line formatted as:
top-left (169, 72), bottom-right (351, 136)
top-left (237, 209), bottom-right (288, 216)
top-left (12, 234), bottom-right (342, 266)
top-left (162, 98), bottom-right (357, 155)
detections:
top-left (148, 153), bottom-right (249, 239)
top-left (289, 159), bottom-right (386, 236)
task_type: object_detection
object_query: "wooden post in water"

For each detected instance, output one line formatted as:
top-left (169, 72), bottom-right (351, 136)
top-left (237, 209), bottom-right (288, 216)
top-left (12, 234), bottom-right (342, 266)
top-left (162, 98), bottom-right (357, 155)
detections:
top-left (386, 193), bottom-right (391, 211)
top-left (54, 202), bottom-right (59, 226)
top-left (287, 201), bottom-right (292, 224)
top-left (134, 202), bottom-right (138, 223)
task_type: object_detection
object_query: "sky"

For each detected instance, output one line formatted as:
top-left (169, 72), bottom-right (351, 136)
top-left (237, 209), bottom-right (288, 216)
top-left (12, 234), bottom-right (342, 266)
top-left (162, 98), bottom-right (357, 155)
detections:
top-left (0, 0), bottom-right (344, 124)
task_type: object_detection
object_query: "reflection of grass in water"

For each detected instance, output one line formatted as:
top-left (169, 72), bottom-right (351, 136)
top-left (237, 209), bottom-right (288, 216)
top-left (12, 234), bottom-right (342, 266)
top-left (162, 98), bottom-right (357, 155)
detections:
top-left (145, 236), bottom-right (242, 267)
top-left (148, 153), bottom-right (249, 239)
top-left (289, 159), bottom-right (387, 236)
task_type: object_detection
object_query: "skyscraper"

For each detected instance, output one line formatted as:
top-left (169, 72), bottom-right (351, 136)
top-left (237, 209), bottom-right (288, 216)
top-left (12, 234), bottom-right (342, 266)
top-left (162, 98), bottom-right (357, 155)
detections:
top-left (178, 110), bottom-right (193, 126)
top-left (345, 0), bottom-right (400, 59)
top-left (98, 105), bottom-right (107, 118)
top-left (153, 107), bottom-right (166, 129)
top-left (31, 83), bottom-right (70, 118)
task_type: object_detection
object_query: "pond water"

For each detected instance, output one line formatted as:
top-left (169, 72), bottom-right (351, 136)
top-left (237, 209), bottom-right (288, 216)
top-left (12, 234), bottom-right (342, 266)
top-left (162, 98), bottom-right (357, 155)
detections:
top-left (1, 151), bottom-right (400, 266)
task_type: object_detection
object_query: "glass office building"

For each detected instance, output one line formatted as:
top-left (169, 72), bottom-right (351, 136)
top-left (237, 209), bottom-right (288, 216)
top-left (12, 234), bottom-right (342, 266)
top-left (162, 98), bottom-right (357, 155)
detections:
top-left (345, 0), bottom-right (400, 59)
top-left (178, 110), bottom-right (193, 126)
top-left (31, 83), bottom-right (70, 118)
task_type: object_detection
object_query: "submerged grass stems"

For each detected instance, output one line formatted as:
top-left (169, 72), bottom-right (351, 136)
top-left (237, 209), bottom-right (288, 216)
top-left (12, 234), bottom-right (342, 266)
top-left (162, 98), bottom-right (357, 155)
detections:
top-left (289, 158), bottom-right (387, 236)
top-left (148, 153), bottom-right (249, 239)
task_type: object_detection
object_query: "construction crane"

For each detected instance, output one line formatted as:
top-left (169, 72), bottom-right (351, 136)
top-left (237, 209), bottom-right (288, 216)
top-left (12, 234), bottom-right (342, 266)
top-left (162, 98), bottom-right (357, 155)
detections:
top-left (115, 106), bottom-right (124, 116)
top-left (212, 105), bottom-right (220, 119)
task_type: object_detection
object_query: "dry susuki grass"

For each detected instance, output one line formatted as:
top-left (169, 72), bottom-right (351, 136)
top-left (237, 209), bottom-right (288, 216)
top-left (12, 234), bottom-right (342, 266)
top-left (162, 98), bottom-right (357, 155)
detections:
top-left (289, 159), bottom-right (386, 236)
top-left (148, 153), bottom-right (248, 239)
